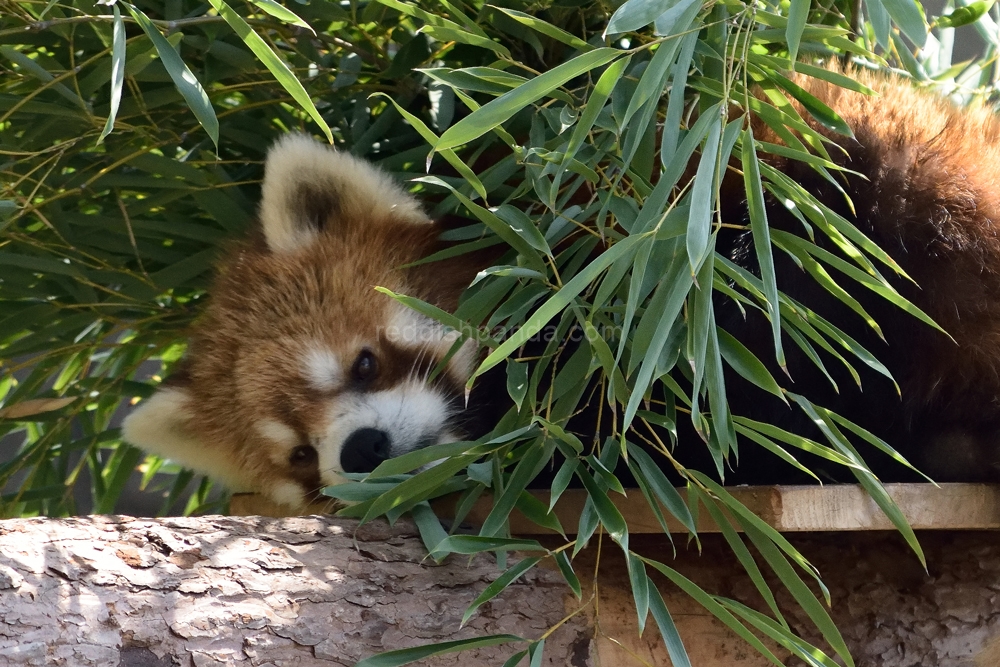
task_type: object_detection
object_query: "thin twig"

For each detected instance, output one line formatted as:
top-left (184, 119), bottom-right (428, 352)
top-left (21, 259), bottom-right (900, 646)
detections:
top-left (115, 189), bottom-right (149, 281)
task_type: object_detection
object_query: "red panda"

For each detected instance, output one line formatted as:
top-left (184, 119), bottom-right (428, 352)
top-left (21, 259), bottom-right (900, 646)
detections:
top-left (123, 68), bottom-right (1000, 510)
top-left (122, 135), bottom-right (484, 510)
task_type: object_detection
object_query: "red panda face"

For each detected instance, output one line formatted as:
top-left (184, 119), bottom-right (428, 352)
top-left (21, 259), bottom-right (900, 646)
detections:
top-left (122, 135), bottom-right (478, 510)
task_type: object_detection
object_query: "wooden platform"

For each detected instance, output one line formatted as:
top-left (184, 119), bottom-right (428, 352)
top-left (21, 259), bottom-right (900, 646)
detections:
top-left (232, 483), bottom-right (1000, 532)
top-left (449, 483), bottom-right (1000, 534)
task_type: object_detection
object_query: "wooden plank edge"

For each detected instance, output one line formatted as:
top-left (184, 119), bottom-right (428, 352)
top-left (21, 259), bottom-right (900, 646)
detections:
top-left (230, 484), bottom-right (1000, 534)
top-left (435, 483), bottom-right (1000, 534)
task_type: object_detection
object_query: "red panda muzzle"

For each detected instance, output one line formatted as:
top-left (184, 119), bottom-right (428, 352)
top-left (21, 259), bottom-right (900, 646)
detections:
top-left (340, 427), bottom-right (393, 473)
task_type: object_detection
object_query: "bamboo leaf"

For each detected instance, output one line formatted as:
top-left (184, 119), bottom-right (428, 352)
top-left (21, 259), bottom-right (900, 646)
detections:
top-left (515, 491), bottom-right (565, 536)
top-left (785, 0), bottom-right (809, 65)
top-left (554, 55), bottom-right (630, 197)
top-left (462, 557), bottom-right (542, 626)
top-left (436, 49), bottom-right (622, 151)
top-left (355, 635), bottom-right (526, 667)
top-left (490, 7), bottom-right (594, 51)
top-left (431, 535), bottom-right (548, 556)
top-left (742, 127), bottom-right (785, 368)
top-left (249, 0), bottom-right (315, 32)
top-left (126, 4), bottom-right (219, 146)
top-left (366, 440), bottom-right (488, 479)
top-left (865, 0), bottom-right (892, 48)
top-left (740, 519), bottom-right (853, 666)
top-left (606, 0), bottom-right (700, 35)
top-left (627, 552), bottom-right (650, 633)
top-left (687, 115), bottom-right (722, 271)
top-left (640, 557), bottom-right (787, 666)
top-left (689, 485), bottom-right (787, 627)
top-left (880, 0), bottom-right (928, 46)
top-left (97, 5), bottom-right (126, 144)
top-left (625, 240), bottom-right (693, 428)
top-left (788, 395), bottom-right (926, 567)
top-left (476, 233), bottom-right (646, 380)
top-left (553, 550), bottom-right (582, 598)
top-left (646, 579), bottom-right (693, 667)
top-left (409, 501), bottom-right (450, 559)
top-left (207, 0), bottom-right (332, 143)
top-left (359, 455), bottom-right (477, 523)
top-left (576, 466), bottom-right (628, 550)
top-left (479, 438), bottom-right (553, 537)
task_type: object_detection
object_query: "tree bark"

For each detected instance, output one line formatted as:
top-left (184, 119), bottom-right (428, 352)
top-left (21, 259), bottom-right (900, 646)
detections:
top-left (0, 515), bottom-right (592, 667)
top-left (5, 511), bottom-right (1000, 667)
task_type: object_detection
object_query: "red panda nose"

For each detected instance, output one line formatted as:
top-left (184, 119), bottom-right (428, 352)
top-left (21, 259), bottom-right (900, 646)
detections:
top-left (341, 427), bottom-right (392, 473)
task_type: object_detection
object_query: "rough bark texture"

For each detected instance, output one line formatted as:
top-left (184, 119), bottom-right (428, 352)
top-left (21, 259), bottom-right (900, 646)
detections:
top-left (627, 532), bottom-right (1000, 667)
top-left (0, 515), bottom-right (592, 667)
top-left (781, 532), bottom-right (1000, 667)
top-left (3, 513), bottom-right (999, 667)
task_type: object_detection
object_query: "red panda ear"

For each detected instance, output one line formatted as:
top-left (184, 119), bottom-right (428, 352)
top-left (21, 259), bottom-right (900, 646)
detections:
top-left (259, 135), bottom-right (431, 253)
top-left (121, 386), bottom-right (251, 492)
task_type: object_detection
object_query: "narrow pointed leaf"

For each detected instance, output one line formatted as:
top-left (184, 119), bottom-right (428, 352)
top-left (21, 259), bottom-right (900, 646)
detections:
top-left (786, 0), bottom-right (809, 64)
top-left (126, 4), bottom-right (219, 145)
top-left (410, 501), bottom-right (450, 559)
top-left (646, 579), bottom-right (693, 667)
top-left (687, 115), bottom-right (722, 271)
top-left (491, 7), bottom-right (594, 51)
top-left (560, 56), bottom-right (631, 180)
top-left (97, 5), bottom-right (126, 144)
top-left (720, 600), bottom-right (843, 667)
top-left (476, 234), bottom-right (646, 379)
top-left (355, 635), bottom-right (525, 667)
top-left (576, 467), bottom-right (628, 550)
top-left (462, 557), bottom-right (542, 626)
top-left (627, 552), bottom-right (650, 633)
top-left (742, 128), bottom-right (785, 367)
top-left (689, 485), bottom-right (787, 627)
top-left (436, 49), bottom-right (621, 151)
top-left (880, 0), bottom-right (928, 46)
top-left (431, 535), bottom-right (547, 555)
top-left (250, 0), bottom-right (314, 32)
top-left (640, 558), bottom-right (787, 666)
top-left (207, 0), bottom-right (332, 143)
top-left (371, 93), bottom-right (487, 200)
top-left (554, 550), bottom-right (582, 598)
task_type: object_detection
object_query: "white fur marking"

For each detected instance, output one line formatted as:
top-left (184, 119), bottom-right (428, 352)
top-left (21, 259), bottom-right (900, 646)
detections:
top-left (447, 338), bottom-right (478, 383)
top-left (256, 419), bottom-right (299, 448)
top-left (386, 303), bottom-right (453, 347)
top-left (121, 388), bottom-right (251, 492)
top-left (385, 302), bottom-right (475, 380)
top-left (304, 346), bottom-right (342, 392)
top-left (269, 480), bottom-right (310, 510)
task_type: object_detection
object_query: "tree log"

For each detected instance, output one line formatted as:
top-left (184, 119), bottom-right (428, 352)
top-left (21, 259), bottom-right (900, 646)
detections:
top-left (4, 510), bottom-right (1000, 667)
top-left (0, 515), bottom-right (592, 667)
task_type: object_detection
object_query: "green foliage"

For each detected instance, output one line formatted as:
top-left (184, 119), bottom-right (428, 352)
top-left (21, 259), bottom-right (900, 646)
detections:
top-left (3, 0), bottom-right (1000, 664)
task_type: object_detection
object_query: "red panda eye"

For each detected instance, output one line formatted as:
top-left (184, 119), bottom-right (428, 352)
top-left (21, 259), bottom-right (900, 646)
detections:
top-left (352, 350), bottom-right (378, 383)
top-left (289, 445), bottom-right (317, 467)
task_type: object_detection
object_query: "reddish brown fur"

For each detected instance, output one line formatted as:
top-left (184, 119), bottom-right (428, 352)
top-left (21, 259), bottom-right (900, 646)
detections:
top-left (784, 70), bottom-right (1000, 404)
top-left (716, 66), bottom-right (1000, 479)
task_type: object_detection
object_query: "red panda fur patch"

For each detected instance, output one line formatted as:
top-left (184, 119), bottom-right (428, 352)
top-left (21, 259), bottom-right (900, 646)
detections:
top-left (719, 68), bottom-right (1000, 481)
